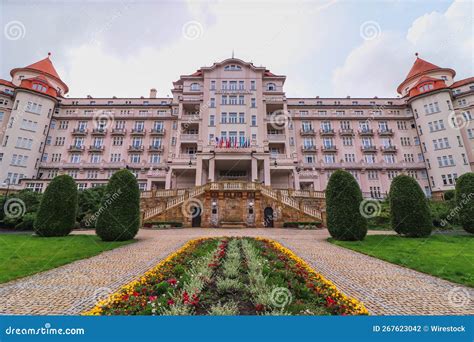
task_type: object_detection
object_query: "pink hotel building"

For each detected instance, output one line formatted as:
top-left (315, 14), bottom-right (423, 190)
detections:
top-left (0, 55), bottom-right (473, 198)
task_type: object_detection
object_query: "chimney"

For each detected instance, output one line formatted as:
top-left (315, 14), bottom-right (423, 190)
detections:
top-left (150, 88), bottom-right (157, 98)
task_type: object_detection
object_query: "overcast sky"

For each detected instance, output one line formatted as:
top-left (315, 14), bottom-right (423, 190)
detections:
top-left (0, 0), bottom-right (472, 98)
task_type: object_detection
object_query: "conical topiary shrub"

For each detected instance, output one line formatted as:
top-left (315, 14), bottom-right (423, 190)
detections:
top-left (389, 175), bottom-right (432, 237)
top-left (325, 170), bottom-right (367, 241)
top-left (455, 172), bottom-right (474, 234)
top-left (96, 169), bottom-right (140, 241)
top-left (34, 175), bottom-right (77, 237)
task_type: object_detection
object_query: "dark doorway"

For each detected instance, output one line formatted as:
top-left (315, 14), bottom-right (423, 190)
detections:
top-left (191, 206), bottom-right (202, 227)
top-left (264, 207), bottom-right (274, 228)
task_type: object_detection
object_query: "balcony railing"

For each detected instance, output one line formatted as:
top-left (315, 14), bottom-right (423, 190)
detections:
top-left (339, 128), bottom-right (354, 135)
top-left (270, 153), bottom-right (287, 159)
top-left (111, 128), bottom-right (126, 135)
top-left (72, 128), bottom-right (87, 135)
top-left (358, 129), bottom-right (374, 136)
top-left (148, 145), bottom-right (164, 152)
top-left (300, 128), bottom-right (315, 135)
top-left (267, 134), bottom-right (286, 141)
top-left (88, 145), bottom-right (104, 152)
top-left (128, 145), bottom-right (144, 152)
top-left (181, 134), bottom-right (199, 142)
top-left (361, 145), bottom-right (377, 152)
top-left (150, 128), bottom-right (166, 135)
top-left (131, 128), bottom-right (146, 135)
top-left (381, 145), bottom-right (397, 152)
top-left (321, 145), bottom-right (337, 152)
top-left (91, 128), bottom-right (107, 135)
top-left (301, 145), bottom-right (317, 152)
top-left (68, 145), bottom-right (85, 152)
top-left (319, 128), bottom-right (335, 136)
top-left (378, 128), bottom-right (394, 136)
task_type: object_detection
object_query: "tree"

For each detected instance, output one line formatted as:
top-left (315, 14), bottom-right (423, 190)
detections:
top-left (455, 172), bottom-right (474, 234)
top-left (34, 175), bottom-right (78, 237)
top-left (325, 170), bottom-right (367, 241)
top-left (96, 169), bottom-right (140, 241)
top-left (389, 175), bottom-right (432, 237)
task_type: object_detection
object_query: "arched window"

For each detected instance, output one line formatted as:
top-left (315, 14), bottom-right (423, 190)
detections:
top-left (267, 83), bottom-right (276, 91)
top-left (32, 83), bottom-right (47, 92)
top-left (190, 83), bottom-right (200, 91)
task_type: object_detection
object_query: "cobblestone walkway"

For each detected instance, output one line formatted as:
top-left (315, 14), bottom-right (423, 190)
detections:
top-left (0, 229), bottom-right (472, 315)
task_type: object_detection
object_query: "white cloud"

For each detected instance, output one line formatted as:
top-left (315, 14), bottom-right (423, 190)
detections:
top-left (332, 0), bottom-right (473, 97)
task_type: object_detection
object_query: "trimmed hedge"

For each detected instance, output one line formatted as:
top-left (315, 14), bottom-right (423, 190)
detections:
top-left (325, 170), bottom-right (367, 241)
top-left (443, 190), bottom-right (455, 201)
top-left (389, 175), bottom-right (432, 237)
top-left (34, 175), bottom-right (78, 237)
top-left (143, 221), bottom-right (183, 228)
top-left (283, 221), bottom-right (322, 229)
top-left (455, 172), bottom-right (474, 234)
top-left (96, 169), bottom-right (140, 241)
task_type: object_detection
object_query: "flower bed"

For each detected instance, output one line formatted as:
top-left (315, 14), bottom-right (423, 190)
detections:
top-left (84, 237), bottom-right (368, 315)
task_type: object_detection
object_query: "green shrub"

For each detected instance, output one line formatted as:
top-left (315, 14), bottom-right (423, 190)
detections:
top-left (325, 170), bottom-right (367, 241)
top-left (443, 190), bottom-right (455, 201)
top-left (77, 186), bottom-right (106, 223)
top-left (389, 175), bottom-right (432, 237)
top-left (34, 175), bottom-right (78, 237)
top-left (96, 169), bottom-right (140, 241)
top-left (455, 172), bottom-right (474, 234)
top-left (430, 200), bottom-right (458, 229)
top-left (14, 212), bottom-right (36, 231)
top-left (1, 190), bottom-right (43, 227)
top-left (143, 221), bottom-right (183, 228)
top-left (283, 221), bottom-right (322, 229)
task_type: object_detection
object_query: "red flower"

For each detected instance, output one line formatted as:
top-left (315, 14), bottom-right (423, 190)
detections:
top-left (325, 296), bottom-right (336, 307)
top-left (148, 296), bottom-right (158, 302)
top-left (167, 299), bottom-right (175, 305)
top-left (167, 278), bottom-right (177, 286)
top-left (255, 304), bottom-right (265, 312)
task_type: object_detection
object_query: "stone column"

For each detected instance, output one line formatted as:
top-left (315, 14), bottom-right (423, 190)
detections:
top-left (209, 158), bottom-right (215, 182)
top-left (195, 156), bottom-right (203, 186)
top-left (293, 168), bottom-right (300, 190)
top-left (165, 169), bottom-right (172, 189)
top-left (263, 156), bottom-right (271, 186)
top-left (251, 158), bottom-right (258, 182)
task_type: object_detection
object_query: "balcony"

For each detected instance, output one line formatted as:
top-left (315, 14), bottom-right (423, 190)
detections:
top-left (319, 128), bottom-right (335, 136)
top-left (300, 128), bottom-right (315, 136)
top-left (270, 153), bottom-right (287, 159)
top-left (301, 145), bottom-right (317, 152)
top-left (72, 128), bottom-right (87, 135)
top-left (381, 145), bottom-right (397, 153)
top-left (128, 145), bottom-right (144, 152)
top-left (131, 128), bottom-right (146, 135)
top-left (91, 128), bottom-right (107, 135)
top-left (181, 134), bottom-right (199, 142)
top-left (339, 128), bottom-right (354, 136)
top-left (378, 128), bottom-right (394, 136)
top-left (88, 145), bottom-right (104, 152)
top-left (150, 128), bottom-right (166, 136)
top-left (321, 145), bottom-right (337, 152)
top-left (361, 145), bottom-right (377, 152)
top-left (267, 134), bottom-right (286, 142)
top-left (111, 128), bottom-right (126, 135)
top-left (148, 145), bottom-right (164, 152)
top-left (358, 129), bottom-right (374, 136)
top-left (68, 145), bottom-right (85, 152)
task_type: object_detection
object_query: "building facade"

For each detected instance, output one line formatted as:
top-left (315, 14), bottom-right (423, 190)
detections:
top-left (0, 55), bottom-right (472, 197)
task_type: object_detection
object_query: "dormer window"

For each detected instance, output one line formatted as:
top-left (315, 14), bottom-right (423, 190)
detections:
top-left (224, 64), bottom-right (242, 71)
top-left (32, 83), bottom-right (47, 92)
top-left (190, 83), bottom-right (200, 91)
top-left (419, 83), bottom-right (434, 93)
top-left (266, 83), bottom-right (276, 91)
top-left (441, 76), bottom-right (448, 81)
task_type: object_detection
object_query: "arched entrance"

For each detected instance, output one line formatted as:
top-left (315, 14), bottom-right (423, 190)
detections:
top-left (191, 206), bottom-right (202, 227)
top-left (263, 207), bottom-right (274, 228)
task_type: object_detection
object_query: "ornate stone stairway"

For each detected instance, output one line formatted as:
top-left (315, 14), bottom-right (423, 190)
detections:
top-left (140, 182), bottom-right (325, 227)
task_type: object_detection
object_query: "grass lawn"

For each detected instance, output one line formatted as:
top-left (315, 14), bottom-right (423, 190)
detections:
top-left (0, 234), bottom-right (133, 284)
top-left (329, 234), bottom-right (474, 287)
